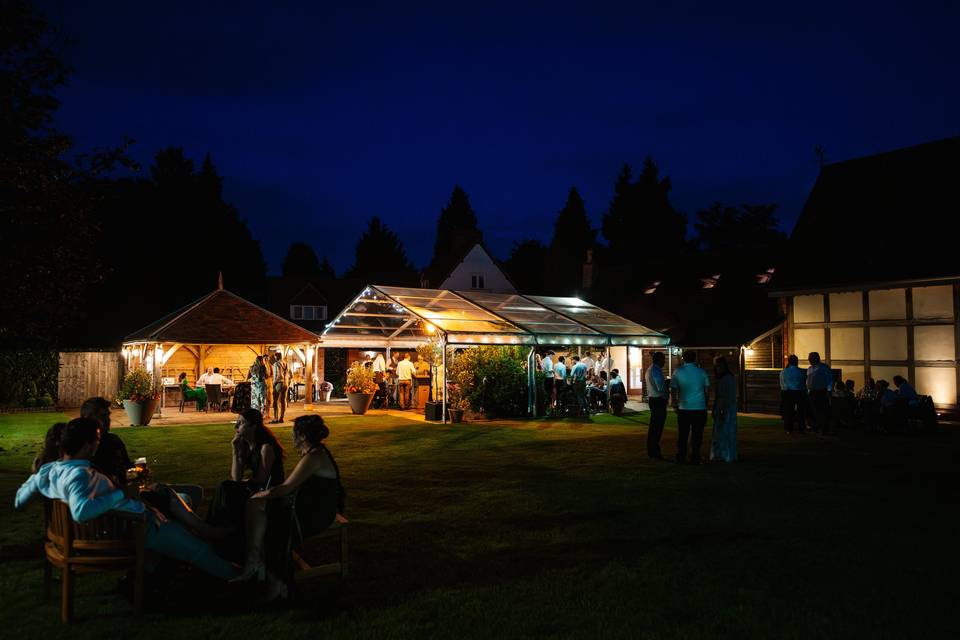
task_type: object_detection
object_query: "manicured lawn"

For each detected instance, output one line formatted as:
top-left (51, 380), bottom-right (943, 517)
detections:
top-left (2, 410), bottom-right (960, 638)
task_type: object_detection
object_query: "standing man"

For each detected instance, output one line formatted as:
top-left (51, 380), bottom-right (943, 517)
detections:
top-left (271, 352), bottom-right (289, 424)
top-left (645, 352), bottom-right (668, 459)
top-left (396, 353), bottom-right (416, 409)
top-left (569, 356), bottom-right (589, 414)
top-left (669, 351), bottom-right (710, 464)
top-left (806, 352), bottom-right (833, 435)
top-left (779, 354), bottom-right (807, 434)
top-left (581, 352), bottom-right (596, 380)
top-left (541, 350), bottom-right (555, 414)
top-left (554, 355), bottom-right (568, 414)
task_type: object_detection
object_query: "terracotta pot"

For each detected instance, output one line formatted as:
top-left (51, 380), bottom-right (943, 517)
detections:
top-left (346, 392), bottom-right (374, 415)
top-left (123, 398), bottom-right (158, 426)
top-left (448, 408), bottom-right (465, 423)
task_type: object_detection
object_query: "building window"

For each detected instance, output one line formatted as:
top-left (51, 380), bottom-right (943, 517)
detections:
top-left (471, 274), bottom-right (485, 289)
top-left (290, 305), bottom-right (327, 321)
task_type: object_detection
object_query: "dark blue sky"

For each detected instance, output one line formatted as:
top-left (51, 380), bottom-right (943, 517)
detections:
top-left (40, 1), bottom-right (960, 274)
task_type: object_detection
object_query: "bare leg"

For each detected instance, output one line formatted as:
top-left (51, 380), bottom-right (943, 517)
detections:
top-left (165, 490), bottom-right (234, 540)
top-left (233, 497), bottom-right (268, 581)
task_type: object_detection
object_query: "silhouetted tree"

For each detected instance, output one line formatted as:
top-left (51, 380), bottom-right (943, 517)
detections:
top-left (549, 187), bottom-right (596, 294)
top-left (426, 185), bottom-right (484, 285)
top-left (318, 256), bottom-right (336, 280)
top-left (694, 202), bottom-right (786, 277)
top-left (0, 0), bottom-right (132, 347)
top-left (601, 158), bottom-right (687, 277)
top-left (346, 217), bottom-right (418, 285)
top-left (504, 239), bottom-right (548, 294)
top-left (282, 242), bottom-right (323, 278)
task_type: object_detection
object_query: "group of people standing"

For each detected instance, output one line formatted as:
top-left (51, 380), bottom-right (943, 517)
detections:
top-left (539, 348), bottom-right (738, 463)
top-left (370, 352), bottom-right (431, 409)
top-left (15, 397), bottom-right (344, 603)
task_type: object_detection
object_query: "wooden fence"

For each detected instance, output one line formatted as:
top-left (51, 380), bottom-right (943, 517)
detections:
top-left (58, 351), bottom-right (123, 408)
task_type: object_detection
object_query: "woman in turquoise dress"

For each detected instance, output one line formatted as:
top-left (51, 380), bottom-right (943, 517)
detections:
top-left (710, 356), bottom-right (738, 463)
top-left (179, 372), bottom-right (207, 411)
top-left (249, 355), bottom-right (267, 413)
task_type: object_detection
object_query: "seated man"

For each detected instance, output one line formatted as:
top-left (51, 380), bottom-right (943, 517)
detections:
top-left (196, 367), bottom-right (215, 386)
top-left (209, 367), bottom-right (235, 387)
top-left (15, 418), bottom-right (239, 580)
top-left (82, 396), bottom-right (132, 486)
top-left (892, 375), bottom-right (919, 406)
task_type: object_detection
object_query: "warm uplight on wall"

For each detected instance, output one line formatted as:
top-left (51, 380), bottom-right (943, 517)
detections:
top-left (745, 347), bottom-right (755, 356)
top-left (425, 323), bottom-right (436, 334)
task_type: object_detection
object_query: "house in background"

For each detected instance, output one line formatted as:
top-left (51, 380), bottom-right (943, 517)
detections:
top-left (421, 243), bottom-right (517, 293)
top-left (265, 278), bottom-right (329, 332)
top-left (771, 136), bottom-right (960, 410)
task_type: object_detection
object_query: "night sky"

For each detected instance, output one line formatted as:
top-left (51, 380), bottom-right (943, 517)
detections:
top-left (40, 1), bottom-right (960, 274)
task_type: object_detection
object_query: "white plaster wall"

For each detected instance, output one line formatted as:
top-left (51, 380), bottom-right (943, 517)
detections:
top-left (794, 329), bottom-right (825, 359)
top-left (837, 365), bottom-right (865, 390)
top-left (793, 295), bottom-right (824, 323)
top-left (441, 245), bottom-right (516, 293)
top-left (869, 289), bottom-right (906, 320)
top-left (830, 327), bottom-right (864, 360)
top-left (913, 285), bottom-right (954, 319)
top-left (915, 367), bottom-right (957, 404)
top-left (870, 326), bottom-right (908, 361)
top-left (871, 365), bottom-right (908, 385)
top-left (829, 292), bottom-right (863, 321)
top-left (914, 325), bottom-right (956, 361)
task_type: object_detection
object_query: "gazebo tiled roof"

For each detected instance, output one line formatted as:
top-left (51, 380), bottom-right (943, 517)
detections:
top-left (124, 288), bottom-right (319, 345)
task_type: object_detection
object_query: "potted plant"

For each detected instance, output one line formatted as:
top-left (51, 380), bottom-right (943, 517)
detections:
top-left (120, 367), bottom-right (160, 426)
top-left (446, 382), bottom-right (467, 423)
top-left (345, 362), bottom-right (377, 414)
top-left (318, 380), bottom-right (334, 402)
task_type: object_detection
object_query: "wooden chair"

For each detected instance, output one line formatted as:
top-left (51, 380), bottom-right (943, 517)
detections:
top-left (44, 499), bottom-right (146, 623)
top-left (290, 513), bottom-right (349, 580)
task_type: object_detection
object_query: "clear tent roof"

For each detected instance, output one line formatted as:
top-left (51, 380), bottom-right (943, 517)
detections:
top-left (320, 285), bottom-right (670, 348)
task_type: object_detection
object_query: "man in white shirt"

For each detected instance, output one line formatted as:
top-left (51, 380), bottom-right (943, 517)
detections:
top-left (806, 352), bottom-right (833, 435)
top-left (372, 353), bottom-right (387, 406)
top-left (208, 368), bottom-right (234, 387)
top-left (645, 351), bottom-right (668, 459)
top-left (581, 353), bottom-right (596, 379)
top-left (396, 353), bottom-right (416, 409)
top-left (541, 351), bottom-right (555, 413)
top-left (196, 367), bottom-right (215, 386)
top-left (779, 354), bottom-right (807, 434)
top-left (596, 353), bottom-right (613, 377)
top-left (15, 418), bottom-right (239, 579)
top-left (669, 350), bottom-right (710, 464)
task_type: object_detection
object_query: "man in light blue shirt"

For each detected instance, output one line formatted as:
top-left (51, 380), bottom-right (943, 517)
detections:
top-left (779, 354), bottom-right (808, 434)
top-left (645, 352), bottom-right (668, 459)
top-left (569, 356), bottom-right (589, 414)
top-left (15, 418), bottom-right (239, 580)
top-left (806, 352), bottom-right (834, 435)
top-left (669, 350), bottom-right (710, 463)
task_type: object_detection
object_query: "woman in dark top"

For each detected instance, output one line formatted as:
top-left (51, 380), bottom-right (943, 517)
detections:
top-left (231, 408), bottom-right (286, 489)
top-left (233, 414), bottom-right (343, 601)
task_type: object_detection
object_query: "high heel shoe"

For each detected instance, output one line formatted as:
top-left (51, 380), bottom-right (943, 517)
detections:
top-left (257, 577), bottom-right (289, 605)
top-left (229, 559), bottom-right (265, 583)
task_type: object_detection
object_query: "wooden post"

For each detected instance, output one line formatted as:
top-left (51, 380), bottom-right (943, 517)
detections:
top-left (304, 343), bottom-right (314, 410)
top-left (198, 344), bottom-right (207, 382)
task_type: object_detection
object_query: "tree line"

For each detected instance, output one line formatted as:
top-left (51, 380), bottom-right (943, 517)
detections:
top-left (1, 0), bottom-right (787, 349)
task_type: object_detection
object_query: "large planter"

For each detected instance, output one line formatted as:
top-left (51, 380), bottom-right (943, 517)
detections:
top-left (448, 408), bottom-right (465, 423)
top-left (123, 398), bottom-right (158, 426)
top-left (347, 392), bottom-right (374, 415)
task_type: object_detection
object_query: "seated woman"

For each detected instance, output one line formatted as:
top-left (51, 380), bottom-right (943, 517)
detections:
top-left (234, 414), bottom-right (344, 601)
top-left (33, 422), bottom-right (67, 472)
top-left (207, 409), bottom-right (286, 529)
top-left (178, 372), bottom-right (207, 411)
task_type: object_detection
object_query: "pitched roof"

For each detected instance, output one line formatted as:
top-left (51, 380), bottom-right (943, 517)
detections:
top-left (423, 242), bottom-right (520, 292)
top-left (124, 288), bottom-right (319, 344)
top-left (774, 136), bottom-right (960, 291)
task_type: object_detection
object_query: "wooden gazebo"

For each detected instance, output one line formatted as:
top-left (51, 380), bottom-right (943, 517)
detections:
top-left (123, 284), bottom-right (321, 408)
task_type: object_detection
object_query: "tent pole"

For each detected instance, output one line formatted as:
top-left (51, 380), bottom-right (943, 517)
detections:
top-left (527, 346), bottom-right (536, 417)
top-left (441, 336), bottom-right (447, 424)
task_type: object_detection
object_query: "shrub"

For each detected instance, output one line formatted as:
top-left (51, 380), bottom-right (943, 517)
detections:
top-left (0, 350), bottom-right (58, 405)
top-left (446, 346), bottom-right (530, 418)
top-left (345, 361), bottom-right (376, 394)
top-left (37, 394), bottom-right (53, 407)
top-left (24, 397), bottom-right (37, 407)
top-left (120, 367), bottom-right (158, 402)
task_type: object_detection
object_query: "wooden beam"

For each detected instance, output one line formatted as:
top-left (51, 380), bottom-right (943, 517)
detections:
top-left (160, 344), bottom-right (180, 367)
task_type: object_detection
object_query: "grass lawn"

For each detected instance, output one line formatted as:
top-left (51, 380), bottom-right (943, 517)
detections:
top-left (2, 410), bottom-right (960, 639)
